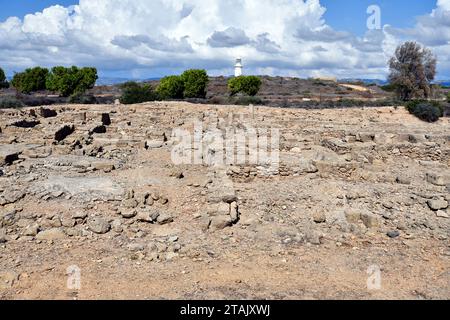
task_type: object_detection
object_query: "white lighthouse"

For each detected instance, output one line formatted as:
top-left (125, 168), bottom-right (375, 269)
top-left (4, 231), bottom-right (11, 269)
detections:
top-left (234, 58), bottom-right (243, 77)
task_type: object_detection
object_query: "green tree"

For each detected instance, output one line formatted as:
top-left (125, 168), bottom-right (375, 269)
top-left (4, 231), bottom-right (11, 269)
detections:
top-left (228, 76), bottom-right (262, 96)
top-left (46, 66), bottom-right (98, 97)
top-left (119, 81), bottom-right (158, 104)
top-left (157, 75), bottom-right (185, 99)
top-left (180, 69), bottom-right (209, 98)
top-left (0, 67), bottom-right (9, 89)
top-left (11, 67), bottom-right (49, 93)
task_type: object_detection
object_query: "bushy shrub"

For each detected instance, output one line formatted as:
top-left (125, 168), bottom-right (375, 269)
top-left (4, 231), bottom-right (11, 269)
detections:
top-left (447, 92), bottom-right (450, 103)
top-left (405, 100), bottom-right (443, 122)
top-left (119, 82), bottom-right (158, 104)
top-left (180, 69), bottom-right (209, 98)
top-left (157, 75), bottom-right (184, 100)
top-left (0, 97), bottom-right (25, 109)
top-left (0, 67), bottom-right (9, 89)
top-left (69, 92), bottom-right (97, 104)
top-left (11, 67), bottom-right (49, 93)
top-left (228, 76), bottom-right (262, 96)
top-left (46, 66), bottom-right (98, 97)
top-left (232, 95), bottom-right (264, 106)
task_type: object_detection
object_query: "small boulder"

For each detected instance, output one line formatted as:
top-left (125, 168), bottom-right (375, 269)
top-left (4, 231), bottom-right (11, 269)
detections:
top-left (88, 217), bottom-right (110, 234)
top-left (313, 211), bottom-right (327, 224)
top-left (209, 216), bottom-right (232, 231)
top-left (121, 209), bottom-right (137, 219)
top-left (427, 199), bottom-right (448, 211)
top-left (36, 228), bottom-right (66, 240)
top-left (157, 212), bottom-right (173, 225)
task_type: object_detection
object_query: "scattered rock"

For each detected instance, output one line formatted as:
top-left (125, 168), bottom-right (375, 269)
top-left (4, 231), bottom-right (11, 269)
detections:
top-left (0, 228), bottom-right (6, 243)
top-left (305, 229), bottom-right (322, 245)
top-left (136, 210), bottom-right (159, 223)
top-left (36, 228), bottom-right (66, 240)
top-left (127, 243), bottom-right (145, 252)
top-left (344, 210), bottom-right (361, 224)
top-left (12, 119), bottom-right (40, 128)
top-left (0, 271), bottom-right (18, 290)
top-left (396, 176), bottom-right (411, 185)
top-left (209, 215), bottom-right (232, 231)
top-left (387, 230), bottom-right (400, 238)
top-left (88, 217), bottom-right (110, 234)
top-left (121, 209), bottom-right (137, 219)
top-left (122, 198), bottom-right (139, 209)
top-left (72, 211), bottom-right (88, 219)
top-left (230, 202), bottom-right (239, 223)
top-left (157, 212), bottom-right (173, 225)
top-left (313, 211), bottom-right (326, 223)
top-left (101, 113), bottom-right (111, 126)
top-left (39, 108), bottom-right (57, 118)
top-left (436, 210), bottom-right (449, 218)
top-left (54, 124), bottom-right (75, 142)
top-left (145, 140), bottom-right (164, 149)
top-left (426, 172), bottom-right (450, 186)
top-left (427, 199), bottom-right (448, 211)
top-left (360, 211), bottom-right (380, 229)
top-left (92, 161), bottom-right (115, 173)
top-left (23, 224), bottom-right (40, 236)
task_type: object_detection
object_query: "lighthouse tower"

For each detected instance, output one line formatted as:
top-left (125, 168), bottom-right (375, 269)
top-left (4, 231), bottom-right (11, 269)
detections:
top-left (234, 58), bottom-right (243, 77)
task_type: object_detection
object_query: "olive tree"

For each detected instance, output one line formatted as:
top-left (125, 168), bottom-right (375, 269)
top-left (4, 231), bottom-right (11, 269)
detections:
top-left (388, 42), bottom-right (437, 101)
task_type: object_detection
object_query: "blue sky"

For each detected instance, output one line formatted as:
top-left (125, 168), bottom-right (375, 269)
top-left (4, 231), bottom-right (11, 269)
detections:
top-left (0, 0), bottom-right (76, 21)
top-left (0, 0), bottom-right (448, 79)
top-left (321, 0), bottom-right (437, 36)
top-left (0, 0), bottom-right (437, 36)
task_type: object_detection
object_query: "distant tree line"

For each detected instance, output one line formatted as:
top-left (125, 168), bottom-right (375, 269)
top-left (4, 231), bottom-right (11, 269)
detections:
top-left (120, 69), bottom-right (263, 104)
top-left (0, 66), bottom-right (98, 97)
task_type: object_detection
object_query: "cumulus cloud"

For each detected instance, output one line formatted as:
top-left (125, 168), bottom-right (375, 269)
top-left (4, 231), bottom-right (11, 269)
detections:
top-left (207, 27), bottom-right (251, 47)
top-left (0, 0), bottom-right (449, 79)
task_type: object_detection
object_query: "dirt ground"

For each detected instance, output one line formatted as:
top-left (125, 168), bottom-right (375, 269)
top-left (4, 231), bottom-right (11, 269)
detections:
top-left (0, 102), bottom-right (449, 299)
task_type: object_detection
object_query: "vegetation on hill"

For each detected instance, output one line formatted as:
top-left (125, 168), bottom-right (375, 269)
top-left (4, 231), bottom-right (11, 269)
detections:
top-left (228, 76), bottom-right (262, 96)
top-left (156, 75), bottom-right (184, 100)
top-left (11, 67), bottom-right (49, 94)
top-left (0, 97), bottom-right (25, 109)
top-left (46, 66), bottom-right (98, 97)
top-left (119, 81), bottom-right (158, 104)
top-left (0, 67), bottom-right (9, 89)
top-left (180, 69), bottom-right (209, 98)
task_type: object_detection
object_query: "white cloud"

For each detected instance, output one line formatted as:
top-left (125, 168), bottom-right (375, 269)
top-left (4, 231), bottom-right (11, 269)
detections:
top-left (0, 0), bottom-right (449, 79)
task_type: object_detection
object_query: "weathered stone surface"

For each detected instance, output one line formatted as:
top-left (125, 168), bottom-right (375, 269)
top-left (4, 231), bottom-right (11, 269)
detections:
top-left (23, 224), bottom-right (40, 236)
top-left (121, 209), bottom-right (137, 219)
top-left (0, 145), bottom-right (21, 166)
top-left (230, 202), bottom-right (239, 223)
top-left (145, 140), bottom-right (164, 149)
top-left (36, 228), bottom-right (66, 240)
top-left (88, 217), bottom-right (110, 234)
top-left (34, 176), bottom-right (124, 201)
top-left (0, 270), bottom-right (18, 290)
top-left (313, 211), bottom-right (326, 223)
top-left (156, 212), bottom-right (173, 225)
top-left (39, 108), bottom-right (57, 118)
top-left (136, 210), bottom-right (159, 223)
top-left (360, 212), bottom-right (380, 229)
top-left (0, 228), bottom-right (6, 243)
top-left (209, 215), bottom-right (232, 231)
top-left (426, 173), bottom-right (450, 186)
top-left (427, 199), bottom-right (448, 211)
top-left (54, 124), bottom-right (75, 141)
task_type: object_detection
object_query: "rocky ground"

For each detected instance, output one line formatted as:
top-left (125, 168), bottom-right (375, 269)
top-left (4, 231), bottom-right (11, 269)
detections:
top-left (0, 102), bottom-right (449, 300)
